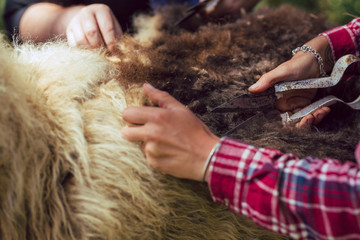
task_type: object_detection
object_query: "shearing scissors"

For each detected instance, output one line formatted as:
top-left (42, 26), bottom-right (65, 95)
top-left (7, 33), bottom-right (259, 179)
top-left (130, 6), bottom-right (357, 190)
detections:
top-left (211, 54), bottom-right (360, 126)
top-left (175, 0), bottom-right (220, 26)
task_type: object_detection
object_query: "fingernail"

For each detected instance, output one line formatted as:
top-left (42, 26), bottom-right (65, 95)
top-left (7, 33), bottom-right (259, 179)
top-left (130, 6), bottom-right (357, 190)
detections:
top-left (144, 83), bottom-right (155, 90)
top-left (122, 107), bottom-right (128, 115)
top-left (249, 83), bottom-right (260, 91)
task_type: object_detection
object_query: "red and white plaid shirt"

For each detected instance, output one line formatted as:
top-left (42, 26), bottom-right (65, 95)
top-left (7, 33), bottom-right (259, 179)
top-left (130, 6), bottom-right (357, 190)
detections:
top-left (208, 18), bottom-right (360, 240)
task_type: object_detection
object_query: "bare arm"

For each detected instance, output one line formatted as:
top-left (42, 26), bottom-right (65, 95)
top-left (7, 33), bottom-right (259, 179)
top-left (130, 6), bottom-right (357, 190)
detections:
top-left (19, 2), bottom-right (122, 53)
top-left (19, 2), bottom-right (82, 42)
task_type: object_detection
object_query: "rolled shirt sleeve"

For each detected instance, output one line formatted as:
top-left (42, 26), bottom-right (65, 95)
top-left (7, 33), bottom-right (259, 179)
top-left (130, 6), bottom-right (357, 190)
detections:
top-left (208, 137), bottom-right (360, 240)
top-left (321, 18), bottom-right (360, 61)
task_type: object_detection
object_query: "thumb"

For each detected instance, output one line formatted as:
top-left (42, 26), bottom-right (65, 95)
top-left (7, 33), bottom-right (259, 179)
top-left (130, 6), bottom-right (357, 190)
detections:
top-left (249, 63), bottom-right (293, 93)
top-left (143, 83), bottom-right (185, 109)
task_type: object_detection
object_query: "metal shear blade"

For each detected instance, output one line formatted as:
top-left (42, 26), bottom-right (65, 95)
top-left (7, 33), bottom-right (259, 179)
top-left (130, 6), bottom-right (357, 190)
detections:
top-left (210, 88), bottom-right (277, 113)
top-left (175, 0), bottom-right (220, 26)
top-left (211, 54), bottom-right (360, 124)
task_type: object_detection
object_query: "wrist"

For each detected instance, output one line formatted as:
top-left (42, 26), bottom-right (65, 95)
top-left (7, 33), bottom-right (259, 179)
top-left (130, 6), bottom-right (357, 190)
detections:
top-left (292, 44), bottom-right (327, 77)
top-left (304, 35), bottom-right (333, 74)
top-left (291, 35), bottom-right (331, 78)
top-left (202, 137), bottom-right (223, 182)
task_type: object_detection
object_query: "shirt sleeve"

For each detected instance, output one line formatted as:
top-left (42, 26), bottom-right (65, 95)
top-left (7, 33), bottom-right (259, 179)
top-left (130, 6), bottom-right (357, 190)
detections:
top-left (208, 137), bottom-right (360, 240)
top-left (321, 18), bottom-right (360, 61)
top-left (4, 0), bottom-right (41, 36)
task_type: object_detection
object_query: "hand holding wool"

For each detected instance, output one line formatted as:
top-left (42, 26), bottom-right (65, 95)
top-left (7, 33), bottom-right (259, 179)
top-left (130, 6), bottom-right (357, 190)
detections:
top-left (66, 4), bottom-right (122, 54)
top-left (121, 84), bottom-right (220, 181)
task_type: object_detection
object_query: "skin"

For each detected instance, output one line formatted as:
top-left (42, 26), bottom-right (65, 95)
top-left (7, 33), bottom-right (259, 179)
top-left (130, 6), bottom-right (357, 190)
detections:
top-left (249, 35), bottom-right (332, 127)
top-left (122, 83), bottom-right (220, 181)
top-left (122, 35), bottom-right (334, 182)
top-left (19, 3), bottom-right (122, 54)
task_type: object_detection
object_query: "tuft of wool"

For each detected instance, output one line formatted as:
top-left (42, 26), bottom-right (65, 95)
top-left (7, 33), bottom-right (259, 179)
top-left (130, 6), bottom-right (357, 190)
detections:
top-left (133, 14), bottom-right (164, 47)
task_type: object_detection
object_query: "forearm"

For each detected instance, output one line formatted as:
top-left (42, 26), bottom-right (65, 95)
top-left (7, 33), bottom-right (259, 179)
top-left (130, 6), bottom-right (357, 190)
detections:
top-left (19, 2), bottom-right (82, 42)
top-left (301, 35), bottom-right (334, 74)
top-left (208, 137), bottom-right (360, 239)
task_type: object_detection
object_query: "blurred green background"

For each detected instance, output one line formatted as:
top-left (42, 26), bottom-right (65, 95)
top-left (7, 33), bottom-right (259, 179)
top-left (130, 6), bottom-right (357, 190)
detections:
top-left (259, 0), bottom-right (360, 24)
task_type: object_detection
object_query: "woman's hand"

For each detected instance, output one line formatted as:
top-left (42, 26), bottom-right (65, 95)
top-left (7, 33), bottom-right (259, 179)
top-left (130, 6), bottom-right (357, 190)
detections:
top-left (66, 4), bottom-right (122, 54)
top-left (121, 84), bottom-right (220, 181)
top-left (249, 35), bottom-right (332, 128)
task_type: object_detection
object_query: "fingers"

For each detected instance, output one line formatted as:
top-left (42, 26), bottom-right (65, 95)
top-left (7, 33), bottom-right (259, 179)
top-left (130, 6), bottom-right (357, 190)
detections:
top-left (249, 63), bottom-right (294, 93)
top-left (113, 16), bottom-right (122, 39)
top-left (66, 4), bottom-right (121, 53)
top-left (121, 107), bottom-right (168, 143)
top-left (122, 84), bottom-right (189, 140)
top-left (295, 107), bottom-right (331, 128)
top-left (67, 16), bottom-right (91, 46)
top-left (143, 83), bottom-right (186, 109)
top-left (121, 124), bottom-right (166, 145)
top-left (121, 125), bottom-right (148, 142)
top-left (109, 16), bottom-right (122, 54)
top-left (296, 114), bottom-right (315, 128)
top-left (95, 6), bottom-right (122, 53)
top-left (122, 105), bottom-right (165, 125)
top-left (249, 53), bottom-right (318, 93)
top-left (81, 12), bottom-right (103, 47)
top-left (312, 107), bottom-right (331, 125)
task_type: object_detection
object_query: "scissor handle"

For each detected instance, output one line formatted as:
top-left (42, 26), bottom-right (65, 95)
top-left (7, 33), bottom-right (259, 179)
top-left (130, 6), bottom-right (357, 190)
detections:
top-left (281, 94), bottom-right (360, 125)
top-left (174, 0), bottom-right (209, 26)
top-left (175, 0), bottom-right (220, 26)
top-left (274, 54), bottom-right (360, 93)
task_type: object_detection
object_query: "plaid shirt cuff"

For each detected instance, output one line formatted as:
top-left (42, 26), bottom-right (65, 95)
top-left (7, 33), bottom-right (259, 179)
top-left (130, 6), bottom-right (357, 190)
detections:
top-left (207, 137), bottom-right (360, 239)
top-left (321, 18), bottom-right (360, 61)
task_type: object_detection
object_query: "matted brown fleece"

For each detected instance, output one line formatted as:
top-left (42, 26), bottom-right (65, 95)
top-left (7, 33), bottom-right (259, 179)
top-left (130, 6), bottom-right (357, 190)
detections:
top-left (118, 4), bottom-right (359, 162)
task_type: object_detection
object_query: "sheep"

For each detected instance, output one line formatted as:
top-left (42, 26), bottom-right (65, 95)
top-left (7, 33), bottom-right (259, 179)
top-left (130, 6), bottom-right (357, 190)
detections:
top-left (1, 4), bottom-right (356, 240)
